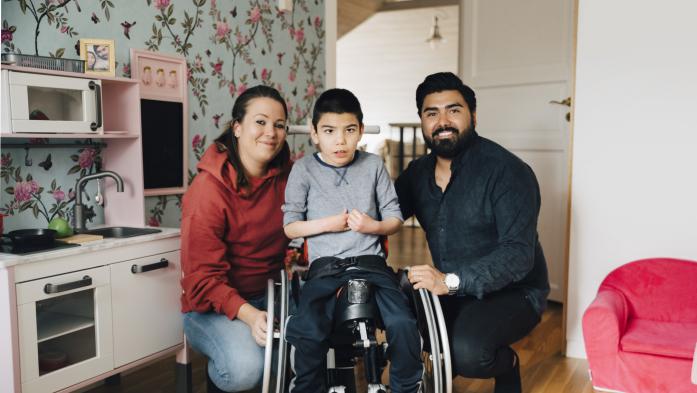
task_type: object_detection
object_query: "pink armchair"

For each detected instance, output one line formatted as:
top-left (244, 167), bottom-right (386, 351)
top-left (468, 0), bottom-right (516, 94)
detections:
top-left (583, 258), bottom-right (697, 393)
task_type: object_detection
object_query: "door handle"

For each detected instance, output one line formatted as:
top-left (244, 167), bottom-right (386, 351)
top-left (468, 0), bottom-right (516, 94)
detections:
top-left (88, 81), bottom-right (102, 131)
top-left (44, 275), bottom-right (92, 294)
top-left (549, 96), bottom-right (572, 122)
top-left (131, 258), bottom-right (169, 274)
top-left (549, 97), bottom-right (571, 107)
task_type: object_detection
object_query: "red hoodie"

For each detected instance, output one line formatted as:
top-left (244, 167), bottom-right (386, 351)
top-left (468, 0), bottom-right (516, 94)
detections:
top-left (180, 142), bottom-right (291, 319)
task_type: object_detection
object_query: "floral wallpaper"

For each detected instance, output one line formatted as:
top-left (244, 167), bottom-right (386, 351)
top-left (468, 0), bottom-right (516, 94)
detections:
top-left (1, 0), bottom-right (322, 232)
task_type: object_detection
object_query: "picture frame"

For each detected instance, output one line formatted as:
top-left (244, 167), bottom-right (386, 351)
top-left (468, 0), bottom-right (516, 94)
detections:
top-left (79, 38), bottom-right (116, 76)
top-left (130, 49), bottom-right (188, 196)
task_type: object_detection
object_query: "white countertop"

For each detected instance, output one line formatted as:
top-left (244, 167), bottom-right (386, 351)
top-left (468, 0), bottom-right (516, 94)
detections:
top-left (0, 227), bottom-right (180, 269)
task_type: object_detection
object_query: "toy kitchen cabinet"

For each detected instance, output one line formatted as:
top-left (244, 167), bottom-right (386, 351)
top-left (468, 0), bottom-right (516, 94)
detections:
top-left (0, 230), bottom-right (183, 393)
top-left (1, 65), bottom-right (185, 392)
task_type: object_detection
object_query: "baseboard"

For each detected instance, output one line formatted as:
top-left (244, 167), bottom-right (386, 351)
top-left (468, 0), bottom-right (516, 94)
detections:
top-left (565, 338), bottom-right (587, 359)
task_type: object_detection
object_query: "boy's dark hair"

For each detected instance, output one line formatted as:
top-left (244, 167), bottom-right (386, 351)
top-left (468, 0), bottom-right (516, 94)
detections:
top-left (215, 85), bottom-right (289, 188)
top-left (415, 72), bottom-right (477, 115)
top-left (312, 88), bottom-right (363, 129)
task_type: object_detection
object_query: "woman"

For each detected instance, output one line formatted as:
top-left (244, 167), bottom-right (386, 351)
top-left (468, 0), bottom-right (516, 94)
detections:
top-left (181, 85), bottom-right (292, 392)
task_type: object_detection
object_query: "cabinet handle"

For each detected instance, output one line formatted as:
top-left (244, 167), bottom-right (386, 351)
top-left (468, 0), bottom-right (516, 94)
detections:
top-left (88, 81), bottom-right (102, 131)
top-left (131, 258), bottom-right (169, 274)
top-left (44, 275), bottom-right (92, 294)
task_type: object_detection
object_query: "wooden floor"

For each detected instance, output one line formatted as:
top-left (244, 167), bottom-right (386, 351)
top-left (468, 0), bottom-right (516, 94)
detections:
top-left (84, 227), bottom-right (594, 393)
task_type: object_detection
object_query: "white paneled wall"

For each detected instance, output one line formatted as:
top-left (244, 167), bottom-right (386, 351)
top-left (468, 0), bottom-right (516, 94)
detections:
top-left (337, 5), bottom-right (459, 150)
top-left (565, 0), bottom-right (697, 358)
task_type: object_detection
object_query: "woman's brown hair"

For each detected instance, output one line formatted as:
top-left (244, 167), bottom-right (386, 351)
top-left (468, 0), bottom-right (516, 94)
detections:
top-left (215, 85), bottom-right (290, 188)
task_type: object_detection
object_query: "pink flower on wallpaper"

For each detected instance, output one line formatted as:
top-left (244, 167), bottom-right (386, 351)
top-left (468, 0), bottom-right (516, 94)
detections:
top-left (305, 82), bottom-right (316, 98)
top-left (237, 83), bottom-right (248, 96)
top-left (210, 0), bottom-right (216, 8)
top-left (288, 70), bottom-right (296, 82)
top-left (291, 151), bottom-right (305, 162)
top-left (228, 82), bottom-right (236, 96)
top-left (78, 148), bottom-right (98, 169)
top-left (192, 134), bottom-right (202, 149)
top-left (1, 153), bottom-right (11, 167)
top-left (154, 0), bottom-right (170, 11)
top-left (194, 55), bottom-right (203, 68)
top-left (52, 189), bottom-right (65, 203)
top-left (261, 68), bottom-right (270, 81)
top-left (215, 21), bottom-right (231, 40)
top-left (294, 28), bottom-right (305, 43)
top-left (122, 63), bottom-right (131, 77)
top-left (213, 61), bottom-right (223, 74)
top-left (60, 26), bottom-right (68, 34)
top-left (249, 5), bottom-right (262, 23)
top-left (295, 105), bottom-right (304, 119)
top-left (314, 16), bottom-right (322, 29)
top-left (1, 29), bottom-right (13, 43)
top-left (236, 31), bottom-right (248, 45)
top-left (14, 180), bottom-right (39, 202)
top-left (148, 216), bottom-right (161, 227)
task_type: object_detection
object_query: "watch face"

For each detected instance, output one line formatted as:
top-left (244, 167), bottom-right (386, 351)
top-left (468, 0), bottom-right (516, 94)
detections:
top-left (446, 273), bottom-right (459, 289)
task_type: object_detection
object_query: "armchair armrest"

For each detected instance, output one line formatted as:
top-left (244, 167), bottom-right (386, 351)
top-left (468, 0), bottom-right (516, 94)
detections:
top-left (583, 288), bottom-right (629, 376)
top-left (583, 288), bottom-right (629, 347)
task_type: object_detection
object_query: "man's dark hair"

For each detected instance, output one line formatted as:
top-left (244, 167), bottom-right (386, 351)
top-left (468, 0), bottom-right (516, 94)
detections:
top-left (415, 72), bottom-right (477, 115)
top-left (215, 85), bottom-right (289, 188)
top-left (312, 88), bottom-right (363, 129)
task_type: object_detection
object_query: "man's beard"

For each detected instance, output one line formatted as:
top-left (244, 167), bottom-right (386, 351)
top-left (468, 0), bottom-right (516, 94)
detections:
top-left (424, 119), bottom-right (475, 159)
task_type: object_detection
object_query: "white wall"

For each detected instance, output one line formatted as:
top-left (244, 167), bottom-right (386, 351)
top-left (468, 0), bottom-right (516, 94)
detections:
top-left (565, 0), bottom-right (697, 358)
top-left (337, 5), bottom-right (459, 150)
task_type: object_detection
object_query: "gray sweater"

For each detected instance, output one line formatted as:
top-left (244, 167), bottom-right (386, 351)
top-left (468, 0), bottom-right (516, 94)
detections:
top-left (283, 151), bottom-right (403, 263)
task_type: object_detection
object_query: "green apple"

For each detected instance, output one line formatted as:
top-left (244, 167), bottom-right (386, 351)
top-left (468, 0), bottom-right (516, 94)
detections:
top-left (48, 217), bottom-right (73, 238)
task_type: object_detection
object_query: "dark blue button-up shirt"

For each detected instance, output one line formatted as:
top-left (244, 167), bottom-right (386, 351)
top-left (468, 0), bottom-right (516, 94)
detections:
top-left (395, 131), bottom-right (550, 315)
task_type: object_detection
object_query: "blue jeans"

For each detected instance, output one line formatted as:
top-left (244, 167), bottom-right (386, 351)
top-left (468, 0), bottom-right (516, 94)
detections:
top-left (183, 295), bottom-right (267, 392)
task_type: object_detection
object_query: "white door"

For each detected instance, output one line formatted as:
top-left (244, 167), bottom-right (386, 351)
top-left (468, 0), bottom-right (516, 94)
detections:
top-left (461, 0), bottom-right (574, 302)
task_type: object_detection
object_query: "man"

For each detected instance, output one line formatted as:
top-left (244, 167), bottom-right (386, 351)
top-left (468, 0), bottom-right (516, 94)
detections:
top-left (396, 72), bottom-right (550, 393)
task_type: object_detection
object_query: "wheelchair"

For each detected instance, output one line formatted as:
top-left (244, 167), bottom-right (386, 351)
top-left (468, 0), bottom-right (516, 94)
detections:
top-left (259, 263), bottom-right (453, 393)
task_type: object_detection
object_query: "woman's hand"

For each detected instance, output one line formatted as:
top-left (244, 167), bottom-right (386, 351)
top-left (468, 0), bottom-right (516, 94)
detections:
top-left (408, 264), bottom-right (449, 295)
top-left (347, 209), bottom-right (379, 234)
top-left (237, 303), bottom-right (268, 346)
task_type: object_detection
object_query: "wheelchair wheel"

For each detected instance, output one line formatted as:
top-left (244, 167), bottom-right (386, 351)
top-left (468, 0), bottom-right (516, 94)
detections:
top-left (414, 289), bottom-right (452, 393)
top-left (262, 270), bottom-right (291, 393)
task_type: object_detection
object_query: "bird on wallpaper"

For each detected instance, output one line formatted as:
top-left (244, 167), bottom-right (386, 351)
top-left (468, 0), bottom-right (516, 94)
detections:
top-left (292, 87), bottom-right (297, 97)
top-left (121, 21), bottom-right (136, 39)
top-left (231, 6), bottom-right (237, 18)
top-left (192, 113), bottom-right (199, 121)
top-left (38, 154), bottom-right (53, 171)
top-left (277, 52), bottom-right (285, 65)
top-left (205, 49), bottom-right (211, 57)
top-left (212, 114), bottom-right (223, 128)
top-left (91, 12), bottom-right (100, 24)
top-left (252, 68), bottom-right (258, 80)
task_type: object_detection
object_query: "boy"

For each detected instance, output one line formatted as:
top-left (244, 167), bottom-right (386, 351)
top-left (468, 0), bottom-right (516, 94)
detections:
top-left (283, 89), bottom-right (423, 393)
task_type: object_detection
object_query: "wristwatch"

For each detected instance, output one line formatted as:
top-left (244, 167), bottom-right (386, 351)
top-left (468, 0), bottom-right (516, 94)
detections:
top-left (444, 273), bottom-right (460, 295)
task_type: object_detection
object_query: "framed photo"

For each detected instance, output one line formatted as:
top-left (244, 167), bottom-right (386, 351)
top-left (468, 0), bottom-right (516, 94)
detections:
top-left (130, 49), bottom-right (188, 196)
top-left (79, 38), bottom-right (115, 76)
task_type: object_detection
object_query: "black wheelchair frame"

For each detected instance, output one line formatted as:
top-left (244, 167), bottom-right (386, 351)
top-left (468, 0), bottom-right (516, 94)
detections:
top-left (260, 269), bottom-right (453, 393)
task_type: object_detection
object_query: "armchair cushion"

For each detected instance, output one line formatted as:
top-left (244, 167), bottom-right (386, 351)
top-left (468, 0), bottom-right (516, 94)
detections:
top-left (620, 318), bottom-right (697, 359)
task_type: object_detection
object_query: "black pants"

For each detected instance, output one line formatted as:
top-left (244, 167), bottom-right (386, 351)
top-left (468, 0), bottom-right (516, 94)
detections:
top-left (440, 288), bottom-right (541, 380)
top-left (285, 263), bottom-right (422, 393)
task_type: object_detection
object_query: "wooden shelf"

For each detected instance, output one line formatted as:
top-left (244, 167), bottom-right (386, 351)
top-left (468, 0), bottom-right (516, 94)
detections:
top-left (37, 311), bottom-right (95, 343)
top-left (1, 132), bottom-right (139, 139)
